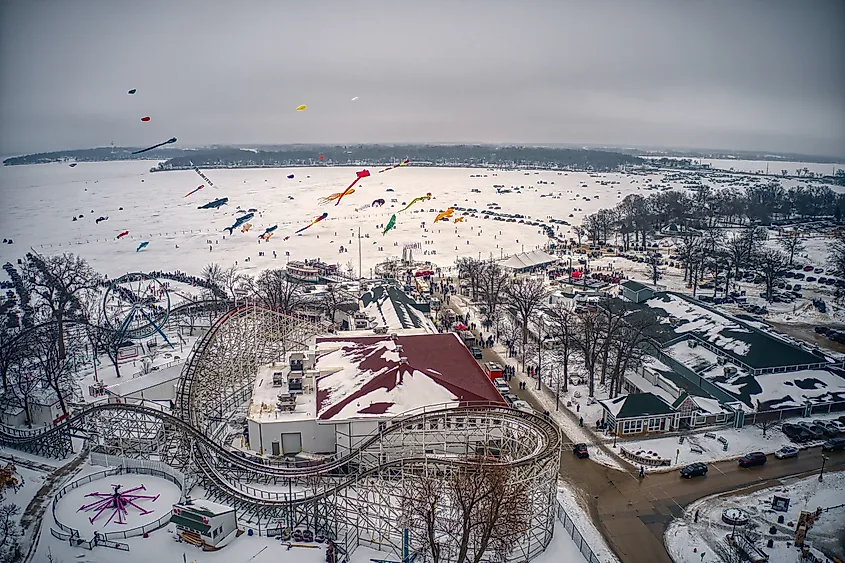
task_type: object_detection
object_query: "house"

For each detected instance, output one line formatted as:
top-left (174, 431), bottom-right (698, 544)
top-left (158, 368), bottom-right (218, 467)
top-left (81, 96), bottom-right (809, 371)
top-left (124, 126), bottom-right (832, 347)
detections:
top-left (620, 280), bottom-right (655, 304)
top-left (171, 499), bottom-right (238, 549)
top-left (598, 392), bottom-right (680, 436)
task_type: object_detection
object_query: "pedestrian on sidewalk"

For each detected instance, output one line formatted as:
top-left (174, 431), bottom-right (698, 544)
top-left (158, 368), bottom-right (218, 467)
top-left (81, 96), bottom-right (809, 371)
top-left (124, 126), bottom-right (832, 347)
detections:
top-left (639, 466), bottom-right (645, 479)
top-left (694, 509), bottom-right (699, 523)
top-left (579, 416), bottom-right (583, 427)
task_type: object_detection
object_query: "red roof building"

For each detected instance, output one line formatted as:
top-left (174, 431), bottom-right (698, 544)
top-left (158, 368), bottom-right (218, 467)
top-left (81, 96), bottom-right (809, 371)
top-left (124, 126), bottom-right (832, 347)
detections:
top-left (315, 333), bottom-right (505, 421)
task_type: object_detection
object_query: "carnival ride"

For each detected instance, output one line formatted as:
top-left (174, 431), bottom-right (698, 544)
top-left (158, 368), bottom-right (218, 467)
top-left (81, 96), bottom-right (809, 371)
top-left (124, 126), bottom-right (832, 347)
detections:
top-left (78, 483), bottom-right (160, 526)
top-left (0, 304), bottom-right (561, 562)
top-left (103, 272), bottom-right (172, 345)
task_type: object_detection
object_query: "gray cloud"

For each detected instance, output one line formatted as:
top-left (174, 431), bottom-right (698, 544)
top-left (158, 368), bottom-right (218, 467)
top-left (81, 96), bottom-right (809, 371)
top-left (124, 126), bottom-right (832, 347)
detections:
top-left (1, 0), bottom-right (843, 157)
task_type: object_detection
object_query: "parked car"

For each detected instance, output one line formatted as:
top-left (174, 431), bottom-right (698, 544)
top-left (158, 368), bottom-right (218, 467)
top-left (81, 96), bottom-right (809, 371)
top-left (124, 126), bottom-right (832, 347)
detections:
top-left (470, 347), bottom-right (483, 360)
top-left (494, 379), bottom-right (509, 395)
top-left (797, 422), bottom-right (826, 440)
top-left (573, 444), bottom-right (589, 459)
top-left (680, 462), bottom-right (708, 478)
top-left (774, 446), bottom-right (799, 459)
top-left (821, 437), bottom-right (845, 452)
top-left (738, 452), bottom-right (767, 467)
top-left (512, 400), bottom-right (533, 414)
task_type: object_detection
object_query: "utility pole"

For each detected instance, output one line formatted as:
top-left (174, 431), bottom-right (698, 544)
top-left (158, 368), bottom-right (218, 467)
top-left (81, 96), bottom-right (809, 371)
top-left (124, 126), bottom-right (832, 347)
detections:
top-left (358, 226), bottom-right (362, 279)
top-left (537, 318), bottom-right (543, 391)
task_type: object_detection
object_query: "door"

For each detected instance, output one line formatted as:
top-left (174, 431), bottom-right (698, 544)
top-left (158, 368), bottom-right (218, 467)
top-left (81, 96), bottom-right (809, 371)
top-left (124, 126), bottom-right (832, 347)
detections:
top-left (271, 441), bottom-right (280, 456)
top-left (281, 432), bottom-right (302, 455)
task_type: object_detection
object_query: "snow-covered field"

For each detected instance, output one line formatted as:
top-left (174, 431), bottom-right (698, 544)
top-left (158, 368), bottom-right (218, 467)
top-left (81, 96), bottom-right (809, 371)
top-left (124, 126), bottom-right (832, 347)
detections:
top-left (665, 471), bottom-right (845, 563)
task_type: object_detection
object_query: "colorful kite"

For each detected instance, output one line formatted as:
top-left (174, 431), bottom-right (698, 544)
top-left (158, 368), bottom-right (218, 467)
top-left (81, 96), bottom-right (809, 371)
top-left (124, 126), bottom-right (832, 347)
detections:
top-left (287, 174), bottom-right (295, 179)
top-left (319, 155), bottom-right (325, 160)
top-left (141, 116), bottom-right (151, 122)
top-left (434, 208), bottom-right (455, 223)
top-left (136, 241), bottom-right (149, 252)
top-left (259, 225), bottom-right (278, 239)
top-left (318, 189), bottom-right (355, 205)
top-left (296, 105), bottom-right (307, 111)
top-left (382, 214), bottom-right (397, 235)
top-left (225, 213), bottom-right (254, 234)
top-left (184, 185), bottom-right (204, 198)
top-left (117, 231), bottom-right (129, 239)
top-left (295, 212), bottom-right (328, 234)
top-left (378, 159), bottom-right (410, 173)
top-left (132, 137), bottom-right (177, 155)
top-left (241, 223), bottom-right (253, 233)
top-left (330, 169), bottom-right (370, 206)
top-left (372, 198), bottom-right (385, 207)
top-left (399, 193), bottom-right (432, 212)
top-left (454, 216), bottom-right (465, 223)
top-left (128, 89), bottom-right (137, 95)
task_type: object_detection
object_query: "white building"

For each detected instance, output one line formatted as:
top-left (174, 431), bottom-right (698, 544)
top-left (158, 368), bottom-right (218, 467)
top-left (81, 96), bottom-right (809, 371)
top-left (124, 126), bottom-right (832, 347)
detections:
top-left (244, 332), bottom-right (505, 459)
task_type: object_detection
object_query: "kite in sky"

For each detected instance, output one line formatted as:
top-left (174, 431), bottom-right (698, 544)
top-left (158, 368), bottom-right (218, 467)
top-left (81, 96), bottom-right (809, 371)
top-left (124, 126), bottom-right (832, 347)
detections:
top-left (351, 97), bottom-right (359, 101)
top-left (198, 197), bottom-right (228, 209)
top-left (434, 208), bottom-right (455, 223)
top-left (241, 223), bottom-right (253, 233)
top-left (259, 225), bottom-right (278, 240)
top-left (382, 214), bottom-right (397, 235)
top-left (132, 137), bottom-right (177, 155)
top-left (331, 169), bottom-right (370, 206)
top-left (295, 212), bottom-right (328, 234)
top-left (296, 105), bottom-right (307, 111)
top-left (378, 159), bottom-right (410, 173)
top-left (117, 231), bottom-right (129, 239)
top-left (141, 116), bottom-right (151, 122)
top-left (192, 165), bottom-right (216, 188)
top-left (69, 163), bottom-right (78, 167)
top-left (372, 198), bottom-right (385, 207)
top-left (128, 89), bottom-right (137, 95)
top-left (287, 174), bottom-right (295, 179)
top-left (184, 185), bottom-right (204, 198)
top-left (454, 216), bottom-right (465, 223)
top-left (399, 193), bottom-right (432, 212)
top-left (319, 155), bottom-right (325, 160)
top-left (136, 241), bottom-right (149, 252)
top-left (319, 189), bottom-right (354, 205)
top-left (225, 213), bottom-right (255, 234)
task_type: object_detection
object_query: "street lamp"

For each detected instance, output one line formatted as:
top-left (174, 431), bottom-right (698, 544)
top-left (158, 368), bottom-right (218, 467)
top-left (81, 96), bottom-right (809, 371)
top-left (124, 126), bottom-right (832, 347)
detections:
top-left (819, 454), bottom-right (829, 482)
top-left (537, 318), bottom-right (543, 391)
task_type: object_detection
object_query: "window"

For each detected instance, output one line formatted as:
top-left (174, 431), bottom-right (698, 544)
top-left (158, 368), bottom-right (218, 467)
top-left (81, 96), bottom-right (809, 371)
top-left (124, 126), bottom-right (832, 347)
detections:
top-left (715, 413), bottom-right (726, 423)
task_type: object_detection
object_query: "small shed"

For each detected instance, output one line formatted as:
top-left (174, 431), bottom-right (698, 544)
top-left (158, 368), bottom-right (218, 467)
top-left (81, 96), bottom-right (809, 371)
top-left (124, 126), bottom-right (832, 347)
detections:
top-left (171, 499), bottom-right (238, 549)
top-left (598, 392), bottom-right (679, 435)
top-left (620, 280), bottom-right (655, 304)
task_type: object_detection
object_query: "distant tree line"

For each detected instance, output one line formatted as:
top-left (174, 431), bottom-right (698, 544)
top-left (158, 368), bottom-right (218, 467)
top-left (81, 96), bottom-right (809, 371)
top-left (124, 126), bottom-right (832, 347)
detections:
top-left (4, 144), bottom-right (644, 172)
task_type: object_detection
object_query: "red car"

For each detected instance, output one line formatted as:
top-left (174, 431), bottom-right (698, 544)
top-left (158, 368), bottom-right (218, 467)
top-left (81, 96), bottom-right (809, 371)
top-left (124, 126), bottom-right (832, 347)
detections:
top-left (738, 452), bottom-right (767, 468)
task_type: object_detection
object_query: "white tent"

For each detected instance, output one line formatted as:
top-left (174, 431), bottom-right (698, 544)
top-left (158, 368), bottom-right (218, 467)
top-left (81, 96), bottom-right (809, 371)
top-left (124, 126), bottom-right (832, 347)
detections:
top-left (501, 249), bottom-right (558, 271)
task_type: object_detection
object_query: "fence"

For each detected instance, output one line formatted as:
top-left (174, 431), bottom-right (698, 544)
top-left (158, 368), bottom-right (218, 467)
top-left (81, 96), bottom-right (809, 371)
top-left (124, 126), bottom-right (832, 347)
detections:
top-left (51, 455), bottom-right (187, 545)
top-left (556, 500), bottom-right (602, 563)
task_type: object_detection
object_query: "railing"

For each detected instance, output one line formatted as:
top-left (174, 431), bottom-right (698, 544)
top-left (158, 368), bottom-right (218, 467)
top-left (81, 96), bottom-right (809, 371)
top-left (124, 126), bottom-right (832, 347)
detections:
top-left (556, 500), bottom-right (601, 563)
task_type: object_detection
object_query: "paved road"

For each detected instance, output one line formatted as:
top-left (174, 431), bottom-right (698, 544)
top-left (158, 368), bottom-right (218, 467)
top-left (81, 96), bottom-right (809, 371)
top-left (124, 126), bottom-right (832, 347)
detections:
top-left (446, 294), bottom-right (845, 563)
top-left (478, 338), bottom-right (845, 563)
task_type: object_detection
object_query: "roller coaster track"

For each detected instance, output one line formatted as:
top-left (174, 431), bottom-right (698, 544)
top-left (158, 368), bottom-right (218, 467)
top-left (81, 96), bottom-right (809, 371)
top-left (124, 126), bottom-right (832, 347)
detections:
top-left (1, 302), bottom-right (562, 560)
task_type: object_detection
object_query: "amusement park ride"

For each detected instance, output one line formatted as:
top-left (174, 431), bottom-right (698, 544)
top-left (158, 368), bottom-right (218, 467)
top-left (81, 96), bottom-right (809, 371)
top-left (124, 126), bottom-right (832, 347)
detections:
top-left (77, 483), bottom-right (160, 526)
top-left (103, 272), bottom-right (173, 348)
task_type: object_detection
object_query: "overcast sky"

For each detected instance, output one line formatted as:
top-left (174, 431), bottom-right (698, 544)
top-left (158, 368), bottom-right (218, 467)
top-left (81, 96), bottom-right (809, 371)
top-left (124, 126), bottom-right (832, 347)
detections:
top-left (1, 0), bottom-right (843, 157)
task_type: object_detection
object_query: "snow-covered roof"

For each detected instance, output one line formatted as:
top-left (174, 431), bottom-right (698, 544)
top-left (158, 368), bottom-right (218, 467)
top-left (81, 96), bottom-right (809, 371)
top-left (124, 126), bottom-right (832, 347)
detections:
top-left (359, 283), bottom-right (435, 333)
top-left (314, 333), bottom-right (505, 421)
top-left (176, 499), bottom-right (235, 516)
top-left (500, 249), bottom-right (558, 270)
top-left (599, 392), bottom-right (676, 419)
top-left (646, 293), bottom-right (830, 370)
top-left (716, 368), bottom-right (845, 410)
top-left (105, 363), bottom-right (183, 398)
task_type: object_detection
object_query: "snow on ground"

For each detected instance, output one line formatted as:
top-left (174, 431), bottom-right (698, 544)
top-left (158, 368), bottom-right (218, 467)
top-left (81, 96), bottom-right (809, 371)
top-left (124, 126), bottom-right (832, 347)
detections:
top-left (3, 464), bottom-right (45, 528)
top-left (618, 411), bottom-right (845, 472)
top-left (665, 471), bottom-right (845, 563)
top-left (53, 473), bottom-right (181, 538)
top-left (557, 485), bottom-right (622, 563)
top-left (37, 525), bottom-right (328, 563)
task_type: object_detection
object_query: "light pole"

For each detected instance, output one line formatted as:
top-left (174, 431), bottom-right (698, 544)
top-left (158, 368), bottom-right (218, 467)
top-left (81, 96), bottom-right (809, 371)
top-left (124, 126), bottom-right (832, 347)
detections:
top-left (819, 454), bottom-right (829, 482)
top-left (537, 318), bottom-right (543, 391)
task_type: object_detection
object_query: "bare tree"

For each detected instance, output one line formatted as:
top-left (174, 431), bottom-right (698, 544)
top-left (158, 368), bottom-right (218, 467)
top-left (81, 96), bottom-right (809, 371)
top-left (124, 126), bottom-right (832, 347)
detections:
top-left (478, 262), bottom-right (509, 332)
top-left (504, 277), bottom-right (549, 368)
top-left (646, 252), bottom-right (662, 286)
top-left (712, 536), bottom-right (743, 563)
top-left (571, 308), bottom-right (605, 397)
top-left (722, 231), bottom-right (751, 282)
top-left (201, 262), bottom-right (224, 289)
top-left (755, 248), bottom-right (789, 302)
top-left (222, 265), bottom-right (244, 300)
top-left (319, 283), bottom-right (347, 327)
top-left (777, 233), bottom-right (805, 266)
top-left (0, 501), bottom-right (22, 563)
top-left (455, 258), bottom-right (487, 301)
top-left (828, 231), bottom-right (845, 279)
top-left (24, 251), bottom-right (102, 359)
top-left (2, 357), bottom-right (41, 427)
top-left (402, 471), bottom-right (448, 563)
top-left (250, 270), bottom-right (304, 315)
top-left (754, 417), bottom-right (777, 438)
top-left (30, 325), bottom-right (77, 417)
top-left (544, 302), bottom-right (577, 394)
